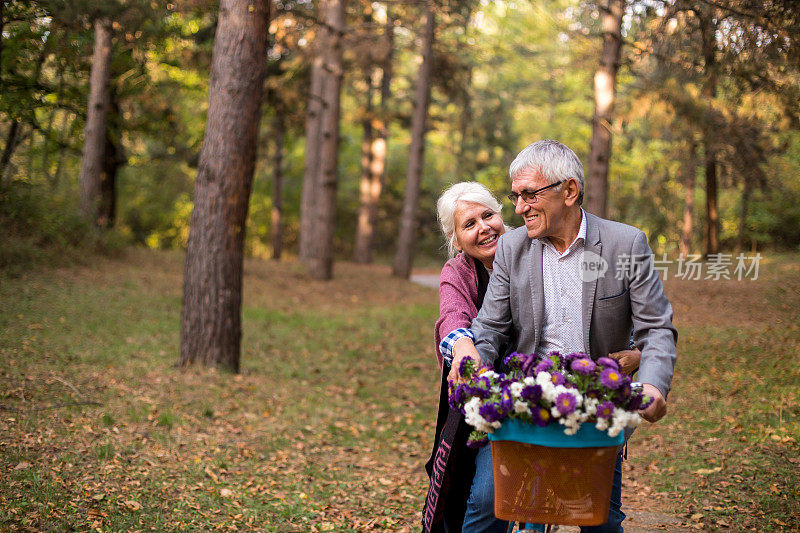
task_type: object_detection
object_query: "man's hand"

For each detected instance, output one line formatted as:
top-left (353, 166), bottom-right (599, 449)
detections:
top-left (639, 383), bottom-right (667, 423)
top-left (609, 348), bottom-right (641, 375)
top-left (447, 337), bottom-right (481, 384)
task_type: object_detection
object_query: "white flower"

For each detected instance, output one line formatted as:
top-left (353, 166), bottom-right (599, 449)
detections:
top-left (537, 373), bottom-right (557, 402)
top-left (584, 397), bottom-right (599, 416)
top-left (535, 371), bottom-right (553, 387)
top-left (509, 382), bottom-right (524, 398)
top-left (514, 400), bottom-right (529, 414)
top-left (606, 407), bottom-right (636, 437)
top-left (558, 412), bottom-right (583, 435)
top-left (464, 398), bottom-right (499, 434)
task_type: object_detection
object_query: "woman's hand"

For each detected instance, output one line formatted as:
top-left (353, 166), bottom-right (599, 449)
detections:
top-left (608, 347), bottom-right (641, 375)
top-left (448, 337), bottom-right (481, 384)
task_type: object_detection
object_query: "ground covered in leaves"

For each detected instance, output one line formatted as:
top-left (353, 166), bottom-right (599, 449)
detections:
top-left (1, 250), bottom-right (798, 531)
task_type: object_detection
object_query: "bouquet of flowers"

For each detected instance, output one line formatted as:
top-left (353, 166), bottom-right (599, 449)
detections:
top-left (449, 351), bottom-right (653, 448)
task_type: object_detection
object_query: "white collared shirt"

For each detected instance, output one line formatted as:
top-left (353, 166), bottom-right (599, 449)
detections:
top-left (538, 209), bottom-right (587, 356)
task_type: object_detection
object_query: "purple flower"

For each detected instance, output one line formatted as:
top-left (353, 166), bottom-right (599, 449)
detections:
top-left (612, 380), bottom-right (633, 405)
top-left (448, 385), bottom-right (466, 409)
top-left (466, 432), bottom-right (489, 449)
top-left (500, 388), bottom-right (514, 412)
top-left (549, 372), bottom-right (566, 386)
top-left (640, 394), bottom-right (654, 410)
top-left (597, 357), bottom-right (619, 370)
top-left (596, 401), bottom-right (615, 419)
top-left (475, 375), bottom-right (495, 391)
top-left (520, 384), bottom-right (542, 403)
top-left (535, 359), bottom-right (553, 374)
top-left (504, 352), bottom-right (523, 368)
top-left (560, 352), bottom-right (582, 364)
top-left (479, 402), bottom-right (505, 423)
top-left (571, 358), bottom-right (597, 375)
top-left (521, 354), bottom-right (540, 376)
top-left (600, 368), bottom-right (625, 389)
top-left (530, 406), bottom-right (551, 427)
top-left (555, 392), bottom-right (577, 415)
top-left (459, 356), bottom-right (477, 378)
top-left (626, 391), bottom-right (653, 411)
top-left (464, 384), bottom-right (491, 399)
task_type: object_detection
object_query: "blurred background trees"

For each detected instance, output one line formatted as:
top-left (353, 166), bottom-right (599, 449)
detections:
top-left (2, 0), bottom-right (800, 276)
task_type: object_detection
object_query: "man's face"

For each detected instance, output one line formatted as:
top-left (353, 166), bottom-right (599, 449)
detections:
top-left (511, 169), bottom-right (569, 241)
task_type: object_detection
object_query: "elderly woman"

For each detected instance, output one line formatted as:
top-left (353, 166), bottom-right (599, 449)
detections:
top-left (422, 182), bottom-right (508, 533)
top-left (422, 182), bottom-right (640, 533)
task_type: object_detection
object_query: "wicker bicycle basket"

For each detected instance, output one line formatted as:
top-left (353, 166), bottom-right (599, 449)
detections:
top-left (488, 420), bottom-right (624, 526)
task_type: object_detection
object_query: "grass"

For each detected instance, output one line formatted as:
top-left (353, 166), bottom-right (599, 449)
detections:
top-left (0, 248), bottom-right (798, 531)
top-left (626, 254), bottom-right (800, 531)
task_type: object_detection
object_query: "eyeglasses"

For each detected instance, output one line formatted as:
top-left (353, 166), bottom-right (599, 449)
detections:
top-left (507, 180), bottom-right (565, 205)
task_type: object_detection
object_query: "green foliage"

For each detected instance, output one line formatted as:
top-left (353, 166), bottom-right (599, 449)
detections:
top-left (2, 0), bottom-right (800, 273)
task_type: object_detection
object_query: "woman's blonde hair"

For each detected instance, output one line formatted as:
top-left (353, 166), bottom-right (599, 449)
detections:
top-left (437, 182), bottom-right (504, 258)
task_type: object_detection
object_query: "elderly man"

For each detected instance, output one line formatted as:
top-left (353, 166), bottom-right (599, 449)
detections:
top-left (445, 140), bottom-right (677, 533)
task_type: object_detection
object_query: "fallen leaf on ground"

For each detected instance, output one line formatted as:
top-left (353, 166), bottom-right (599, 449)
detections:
top-left (122, 500), bottom-right (141, 511)
top-left (692, 466), bottom-right (722, 475)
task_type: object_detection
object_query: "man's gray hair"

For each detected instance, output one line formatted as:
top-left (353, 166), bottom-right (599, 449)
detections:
top-left (437, 182), bottom-right (503, 258)
top-left (509, 140), bottom-right (584, 204)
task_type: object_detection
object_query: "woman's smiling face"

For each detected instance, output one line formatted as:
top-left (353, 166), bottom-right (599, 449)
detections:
top-left (453, 201), bottom-right (505, 269)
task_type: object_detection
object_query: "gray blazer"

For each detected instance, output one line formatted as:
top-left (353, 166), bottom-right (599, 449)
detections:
top-left (471, 211), bottom-right (677, 399)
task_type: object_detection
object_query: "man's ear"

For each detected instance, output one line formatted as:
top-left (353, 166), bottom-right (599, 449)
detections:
top-left (563, 178), bottom-right (581, 207)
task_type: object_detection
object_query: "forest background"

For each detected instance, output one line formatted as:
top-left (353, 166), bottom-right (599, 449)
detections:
top-left (1, 1), bottom-right (800, 531)
top-left (3, 0), bottom-right (800, 277)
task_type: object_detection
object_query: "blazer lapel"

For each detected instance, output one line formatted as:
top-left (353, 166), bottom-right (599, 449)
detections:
top-left (582, 213), bottom-right (602, 356)
top-left (529, 238), bottom-right (544, 353)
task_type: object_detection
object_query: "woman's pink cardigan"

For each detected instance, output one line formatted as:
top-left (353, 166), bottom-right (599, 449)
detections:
top-left (434, 253), bottom-right (480, 368)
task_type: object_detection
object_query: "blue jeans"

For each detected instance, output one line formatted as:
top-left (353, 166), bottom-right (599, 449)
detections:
top-left (463, 447), bottom-right (625, 533)
top-left (462, 445), bottom-right (509, 532)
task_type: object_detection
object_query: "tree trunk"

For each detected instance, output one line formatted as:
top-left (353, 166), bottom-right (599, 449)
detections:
top-left (297, 25), bottom-right (326, 263)
top-left (354, 67), bottom-right (377, 263)
top-left (353, 13), bottom-right (393, 264)
top-left (679, 135), bottom-right (696, 257)
top-left (0, 120), bottom-right (21, 181)
top-left (586, 0), bottom-right (625, 218)
top-left (98, 90), bottom-right (122, 228)
top-left (179, 0), bottom-right (271, 372)
top-left (735, 176), bottom-right (751, 253)
top-left (354, 6), bottom-right (377, 262)
top-left (0, 1), bottom-right (5, 89)
top-left (79, 18), bottom-right (113, 228)
top-left (271, 107), bottom-right (285, 261)
top-left (700, 11), bottom-right (719, 257)
top-left (393, 3), bottom-right (435, 279)
top-left (298, 0), bottom-right (345, 279)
